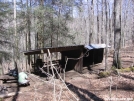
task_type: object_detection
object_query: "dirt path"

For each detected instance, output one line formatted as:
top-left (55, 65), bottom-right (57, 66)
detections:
top-left (2, 70), bottom-right (133, 101)
top-left (2, 49), bottom-right (134, 101)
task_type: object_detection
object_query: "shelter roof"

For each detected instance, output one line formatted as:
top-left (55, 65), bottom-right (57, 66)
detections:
top-left (24, 44), bottom-right (110, 55)
top-left (24, 45), bottom-right (84, 55)
top-left (84, 44), bottom-right (110, 50)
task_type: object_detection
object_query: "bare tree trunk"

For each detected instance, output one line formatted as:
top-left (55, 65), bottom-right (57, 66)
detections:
top-left (50, 0), bottom-right (54, 47)
top-left (97, 0), bottom-right (100, 44)
top-left (57, 7), bottom-right (61, 47)
top-left (123, 0), bottom-right (130, 47)
top-left (113, 0), bottom-right (122, 69)
top-left (13, 0), bottom-right (18, 71)
top-left (37, 0), bottom-right (45, 48)
top-left (108, 2), bottom-right (112, 47)
top-left (27, 0), bottom-right (31, 50)
top-left (50, 16), bottom-right (53, 47)
top-left (14, 0), bottom-right (17, 52)
top-left (89, 0), bottom-right (94, 44)
top-left (132, 1), bottom-right (134, 45)
top-left (110, 2), bottom-right (115, 49)
top-left (27, 0), bottom-right (31, 73)
top-left (101, 0), bottom-right (104, 43)
top-left (87, 0), bottom-right (91, 45)
top-left (105, 0), bottom-right (108, 70)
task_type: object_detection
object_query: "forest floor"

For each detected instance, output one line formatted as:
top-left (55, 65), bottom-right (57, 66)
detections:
top-left (2, 48), bottom-right (134, 101)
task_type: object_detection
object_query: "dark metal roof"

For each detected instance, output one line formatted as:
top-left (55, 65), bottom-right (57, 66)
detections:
top-left (24, 45), bottom-right (84, 55)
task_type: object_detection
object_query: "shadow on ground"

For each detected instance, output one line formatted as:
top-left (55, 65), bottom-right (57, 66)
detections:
top-left (120, 74), bottom-right (134, 80)
top-left (12, 62), bottom-right (20, 101)
top-left (66, 82), bottom-right (104, 101)
top-left (104, 80), bottom-right (134, 91)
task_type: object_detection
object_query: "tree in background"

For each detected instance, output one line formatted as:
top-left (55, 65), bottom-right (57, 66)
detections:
top-left (0, 1), bottom-right (12, 63)
top-left (33, 0), bottom-right (75, 48)
top-left (132, 1), bottom-right (134, 45)
top-left (0, 1), bottom-right (12, 74)
top-left (89, 0), bottom-right (94, 44)
top-left (0, 0), bottom-right (134, 72)
top-left (113, 0), bottom-right (122, 69)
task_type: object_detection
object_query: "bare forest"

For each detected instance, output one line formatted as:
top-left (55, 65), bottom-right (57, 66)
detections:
top-left (0, 0), bottom-right (134, 101)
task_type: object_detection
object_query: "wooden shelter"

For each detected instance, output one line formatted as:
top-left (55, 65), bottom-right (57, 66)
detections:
top-left (24, 44), bottom-right (108, 73)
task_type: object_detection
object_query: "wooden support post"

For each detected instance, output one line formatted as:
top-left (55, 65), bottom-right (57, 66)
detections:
top-left (41, 49), bottom-right (50, 74)
top-left (74, 49), bottom-right (83, 73)
top-left (25, 55), bottom-right (27, 72)
top-left (46, 55), bottom-right (49, 74)
top-left (29, 62), bottom-right (32, 73)
top-left (34, 54), bottom-right (36, 72)
top-left (0, 64), bottom-right (3, 75)
top-left (28, 55), bottom-right (31, 73)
